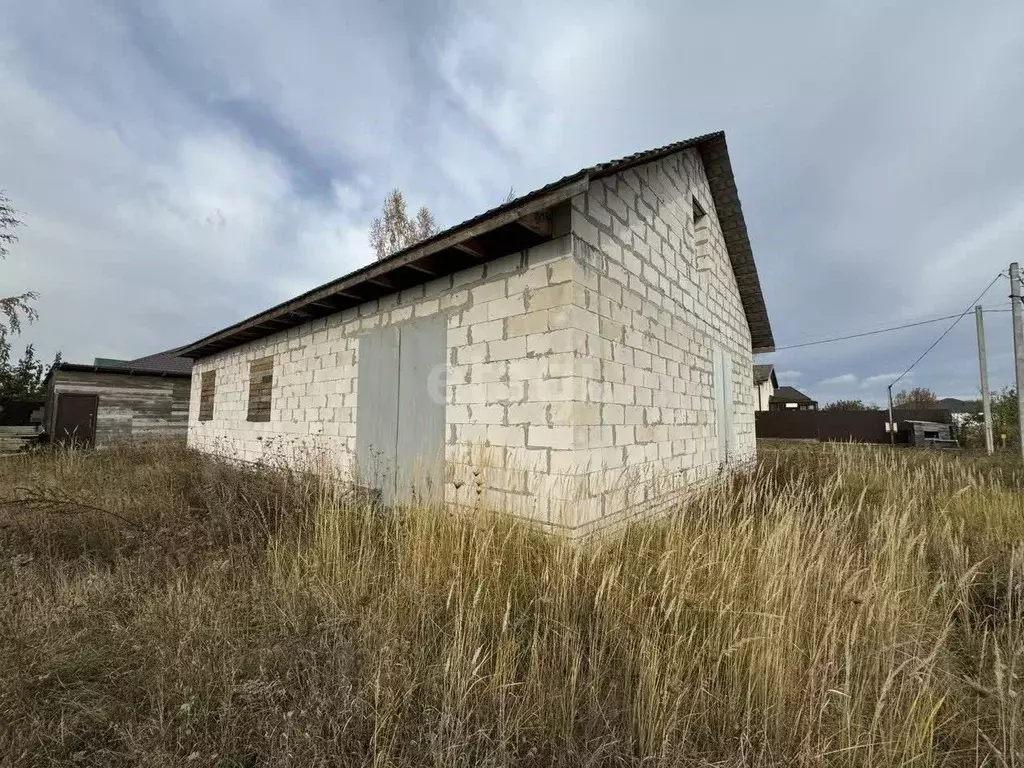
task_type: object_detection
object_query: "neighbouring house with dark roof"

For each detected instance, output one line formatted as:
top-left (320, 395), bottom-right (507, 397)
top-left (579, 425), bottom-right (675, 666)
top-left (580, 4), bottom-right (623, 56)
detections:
top-left (937, 397), bottom-right (982, 426)
top-left (769, 385), bottom-right (817, 412)
top-left (178, 130), bottom-right (774, 535)
top-left (42, 351), bottom-right (192, 448)
top-left (753, 363), bottom-right (778, 412)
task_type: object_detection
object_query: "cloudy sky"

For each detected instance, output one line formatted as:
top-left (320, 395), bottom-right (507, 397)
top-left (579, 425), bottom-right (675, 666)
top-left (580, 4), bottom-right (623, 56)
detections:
top-left (2, 1), bottom-right (1023, 405)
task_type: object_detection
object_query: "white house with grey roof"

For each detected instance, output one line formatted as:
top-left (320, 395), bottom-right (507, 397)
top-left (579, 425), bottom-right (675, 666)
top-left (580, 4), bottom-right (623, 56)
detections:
top-left (177, 131), bottom-right (774, 535)
top-left (753, 364), bottom-right (778, 411)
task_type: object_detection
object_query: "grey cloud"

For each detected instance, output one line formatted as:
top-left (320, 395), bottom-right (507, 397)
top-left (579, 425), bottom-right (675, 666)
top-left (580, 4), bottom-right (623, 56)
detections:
top-left (818, 374), bottom-right (857, 387)
top-left (858, 374), bottom-right (907, 389)
top-left (1, 0), bottom-right (1022, 403)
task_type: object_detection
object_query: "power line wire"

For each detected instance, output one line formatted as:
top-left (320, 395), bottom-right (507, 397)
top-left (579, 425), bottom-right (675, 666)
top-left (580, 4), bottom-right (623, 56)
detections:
top-left (773, 307), bottom-right (1011, 352)
top-left (888, 272), bottom-right (1005, 390)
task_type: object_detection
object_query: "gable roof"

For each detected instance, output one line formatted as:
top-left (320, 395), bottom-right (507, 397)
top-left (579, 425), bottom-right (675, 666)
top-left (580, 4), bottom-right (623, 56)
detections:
top-left (770, 385), bottom-right (816, 404)
top-left (177, 130), bottom-right (774, 359)
top-left (753, 363), bottom-right (777, 386)
top-left (124, 350), bottom-right (194, 375)
top-left (47, 349), bottom-right (192, 382)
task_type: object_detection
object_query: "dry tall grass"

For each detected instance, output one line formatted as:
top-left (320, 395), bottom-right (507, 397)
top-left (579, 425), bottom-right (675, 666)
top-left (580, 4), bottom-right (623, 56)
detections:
top-left (0, 441), bottom-right (1021, 767)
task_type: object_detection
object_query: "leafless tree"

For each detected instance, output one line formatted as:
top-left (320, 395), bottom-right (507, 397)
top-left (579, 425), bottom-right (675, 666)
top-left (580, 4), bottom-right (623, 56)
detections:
top-left (893, 387), bottom-right (939, 409)
top-left (369, 189), bottom-right (439, 261)
top-left (414, 205), bottom-right (436, 241)
top-left (0, 191), bottom-right (37, 341)
top-left (822, 399), bottom-right (877, 411)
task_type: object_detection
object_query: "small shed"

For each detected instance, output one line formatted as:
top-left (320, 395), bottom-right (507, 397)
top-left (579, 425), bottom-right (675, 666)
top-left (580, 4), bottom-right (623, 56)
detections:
top-left (901, 419), bottom-right (957, 449)
top-left (43, 351), bottom-right (192, 448)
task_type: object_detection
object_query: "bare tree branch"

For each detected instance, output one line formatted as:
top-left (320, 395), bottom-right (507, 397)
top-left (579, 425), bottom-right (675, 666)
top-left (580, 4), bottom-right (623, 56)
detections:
top-left (893, 387), bottom-right (939, 409)
top-left (1, 485), bottom-right (148, 531)
top-left (415, 206), bottom-right (436, 241)
top-left (0, 190), bottom-right (20, 260)
top-left (0, 190), bottom-right (37, 341)
top-left (0, 293), bottom-right (39, 337)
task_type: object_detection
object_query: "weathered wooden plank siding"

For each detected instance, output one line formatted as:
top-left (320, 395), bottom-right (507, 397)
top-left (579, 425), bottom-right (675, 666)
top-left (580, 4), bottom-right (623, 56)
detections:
top-left (50, 371), bottom-right (191, 447)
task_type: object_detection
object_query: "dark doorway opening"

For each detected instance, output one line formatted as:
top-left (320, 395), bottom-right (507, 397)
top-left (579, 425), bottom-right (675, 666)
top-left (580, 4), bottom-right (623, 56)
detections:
top-left (53, 393), bottom-right (98, 448)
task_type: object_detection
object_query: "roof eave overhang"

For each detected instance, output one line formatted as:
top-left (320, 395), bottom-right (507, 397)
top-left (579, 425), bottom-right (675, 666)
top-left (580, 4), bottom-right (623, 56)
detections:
top-left (54, 363), bottom-right (192, 378)
top-left (694, 134), bottom-right (775, 354)
top-left (177, 130), bottom-right (775, 359)
top-left (178, 177), bottom-right (588, 359)
top-left (589, 132), bottom-right (775, 353)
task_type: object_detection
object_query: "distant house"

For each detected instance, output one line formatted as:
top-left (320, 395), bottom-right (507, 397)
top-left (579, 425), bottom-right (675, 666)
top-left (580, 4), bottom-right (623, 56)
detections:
top-left (753, 363), bottom-right (777, 411)
top-left (43, 351), bottom-right (192, 448)
top-left (769, 385), bottom-right (817, 412)
top-left (937, 397), bottom-right (982, 427)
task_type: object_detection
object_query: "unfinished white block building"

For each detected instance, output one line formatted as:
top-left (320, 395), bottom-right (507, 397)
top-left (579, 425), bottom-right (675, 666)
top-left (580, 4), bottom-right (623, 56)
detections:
top-left (178, 131), bottom-right (774, 535)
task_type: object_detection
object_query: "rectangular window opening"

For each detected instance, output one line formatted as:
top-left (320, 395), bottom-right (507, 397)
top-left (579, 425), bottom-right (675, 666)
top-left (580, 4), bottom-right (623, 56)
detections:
top-left (247, 356), bottom-right (274, 423)
top-left (198, 370), bottom-right (216, 422)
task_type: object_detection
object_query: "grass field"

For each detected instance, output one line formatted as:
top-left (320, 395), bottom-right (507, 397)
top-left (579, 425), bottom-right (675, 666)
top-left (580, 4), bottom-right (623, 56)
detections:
top-left (0, 442), bottom-right (1022, 767)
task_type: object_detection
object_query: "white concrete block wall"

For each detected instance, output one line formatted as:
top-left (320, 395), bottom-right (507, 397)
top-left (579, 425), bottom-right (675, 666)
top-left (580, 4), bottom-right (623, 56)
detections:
top-left (568, 148), bottom-right (756, 533)
top-left (443, 236), bottom-right (588, 528)
top-left (188, 148), bottom-right (761, 535)
top-left (187, 313), bottom-right (360, 469)
top-left (188, 236), bottom-right (586, 530)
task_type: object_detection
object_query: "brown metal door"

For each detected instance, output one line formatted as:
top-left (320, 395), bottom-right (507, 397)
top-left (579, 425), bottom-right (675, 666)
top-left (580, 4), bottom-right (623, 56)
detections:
top-left (53, 394), bottom-right (98, 448)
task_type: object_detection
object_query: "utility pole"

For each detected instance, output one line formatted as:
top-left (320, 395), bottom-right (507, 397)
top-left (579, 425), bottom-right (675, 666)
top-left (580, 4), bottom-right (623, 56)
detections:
top-left (975, 305), bottom-right (994, 455)
top-left (887, 384), bottom-right (895, 445)
top-left (1011, 262), bottom-right (1024, 462)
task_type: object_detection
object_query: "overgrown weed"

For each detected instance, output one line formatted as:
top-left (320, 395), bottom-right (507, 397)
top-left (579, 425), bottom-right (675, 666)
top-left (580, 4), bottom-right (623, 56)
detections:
top-left (0, 441), bottom-right (1021, 766)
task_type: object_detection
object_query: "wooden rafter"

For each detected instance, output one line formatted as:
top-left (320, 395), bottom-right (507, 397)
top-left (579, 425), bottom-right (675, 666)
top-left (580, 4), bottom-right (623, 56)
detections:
top-left (514, 211), bottom-right (552, 237)
top-left (453, 236), bottom-right (487, 258)
top-left (367, 274), bottom-right (398, 289)
top-left (311, 299), bottom-right (345, 311)
top-left (405, 261), bottom-right (437, 275)
top-left (176, 177), bottom-right (588, 357)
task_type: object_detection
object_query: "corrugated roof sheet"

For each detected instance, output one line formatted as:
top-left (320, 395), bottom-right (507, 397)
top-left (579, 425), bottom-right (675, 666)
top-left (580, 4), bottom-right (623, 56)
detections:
top-left (53, 350), bottom-right (193, 378)
top-left (125, 350), bottom-right (194, 375)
